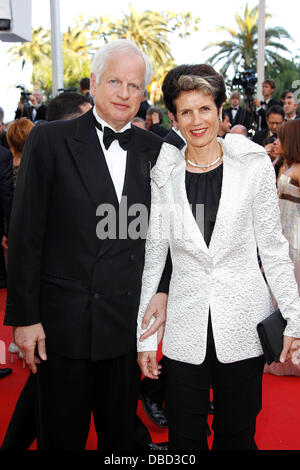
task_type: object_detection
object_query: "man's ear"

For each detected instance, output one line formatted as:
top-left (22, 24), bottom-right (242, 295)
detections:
top-left (90, 73), bottom-right (96, 97)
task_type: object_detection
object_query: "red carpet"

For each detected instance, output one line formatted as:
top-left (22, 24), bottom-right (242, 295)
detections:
top-left (0, 288), bottom-right (300, 450)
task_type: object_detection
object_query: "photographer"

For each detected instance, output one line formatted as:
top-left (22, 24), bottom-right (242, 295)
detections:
top-left (231, 70), bottom-right (257, 135)
top-left (15, 87), bottom-right (47, 122)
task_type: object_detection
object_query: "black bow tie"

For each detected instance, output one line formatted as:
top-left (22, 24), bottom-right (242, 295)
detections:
top-left (231, 107), bottom-right (238, 111)
top-left (93, 117), bottom-right (132, 150)
top-left (261, 101), bottom-right (267, 106)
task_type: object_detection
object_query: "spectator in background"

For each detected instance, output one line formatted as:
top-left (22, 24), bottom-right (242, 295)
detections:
top-left (5, 118), bottom-right (34, 189)
top-left (265, 120), bottom-right (300, 377)
top-left (253, 79), bottom-right (280, 131)
top-left (45, 92), bottom-right (92, 121)
top-left (2, 118), bottom-right (34, 358)
top-left (15, 89), bottom-right (47, 122)
top-left (280, 89), bottom-right (293, 106)
top-left (252, 105), bottom-right (285, 147)
top-left (0, 143), bottom-right (14, 288)
top-left (145, 106), bottom-right (169, 137)
top-left (132, 116), bottom-right (146, 129)
top-left (284, 94), bottom-right (299, 121)
top-left (230, 125), bottom-right (248, 137)
top-left (226, 92), bottom-right (251, 131)
top-left (218, 110), bottom-right (231, 138)
top-left (79, 77), bottom-right (94, 105)
top-left (0, 107), bottom-right (9, 149)
top-left (136, 90), bottom-right (151, 120)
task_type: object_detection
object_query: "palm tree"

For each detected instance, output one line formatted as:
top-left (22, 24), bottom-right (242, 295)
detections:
top-left (89, 5), bottom-right (173, 72)
top-left (7, 26), bottom-right (51, 80)
top-left (88, 5), bottom-right (200, 101)
top-left (204, 3), bottom-right (292, 76)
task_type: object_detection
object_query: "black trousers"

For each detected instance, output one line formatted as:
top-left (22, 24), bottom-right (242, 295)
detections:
top-left (31, 350), bottom-right (142, 451)
top-left (165, 318), bottom-right (265, 450)
top-left (1, 366), bottom-right (151, 451)
top-left (141, 356), bottom-right (166, 406)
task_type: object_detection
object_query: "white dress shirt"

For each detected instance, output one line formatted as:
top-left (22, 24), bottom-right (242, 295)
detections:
top-left (93, 107), bottom-right (130, 203)
top-left (231, 106), bottom-right (239, 121)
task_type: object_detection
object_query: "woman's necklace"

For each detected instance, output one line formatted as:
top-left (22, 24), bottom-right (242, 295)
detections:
top-left (186, 143), bottom-right (223, 170)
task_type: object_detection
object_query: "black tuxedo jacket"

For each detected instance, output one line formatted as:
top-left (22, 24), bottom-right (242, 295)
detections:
top-left (226, 106), bottom-right (251, 130)
top-left (252, 128), bottom-right (270, 147)
top-left (163, 129), bottom-right (185, 150)
top-left (15, 104), bottom-right (47, 122)
top-left (256, 98), bottom-right (280, 130)
top-left (0, 145), bottom-right (13, 221)
top-left (4, 109), bottom-right (165, 361)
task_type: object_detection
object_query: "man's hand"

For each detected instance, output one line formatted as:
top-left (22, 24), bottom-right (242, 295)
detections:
top-left (139, 293), bottom-right (168, 344)
top-left (1, 235), bottom-right (8, 251)
top-left (138, 351), bottom-right (161, 379)
top-left (280, 335), bottom-right (300, 364)
top-left (14, 323), bottom-right (47, 373)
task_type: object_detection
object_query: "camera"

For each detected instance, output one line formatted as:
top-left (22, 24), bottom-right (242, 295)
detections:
top-left (16, 85), bottom-right (34, 119)
top-left (17, 85), bottom-right (32, 104)
top-left (232, 69), bottom-right (257, 98)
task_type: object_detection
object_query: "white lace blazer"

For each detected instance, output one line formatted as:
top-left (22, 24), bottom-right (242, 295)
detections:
top-left (137, 134), bottom-right (300, 365)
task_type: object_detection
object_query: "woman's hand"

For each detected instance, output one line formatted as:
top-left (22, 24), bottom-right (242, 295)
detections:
top-left (139, 293), bottom-right (168, 345)
top-left (137, 351), bottom-right (161, 379)
top-left (280, 336), bottom-right (300, 364)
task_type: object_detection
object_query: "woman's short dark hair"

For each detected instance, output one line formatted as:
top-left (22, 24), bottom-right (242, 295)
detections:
top-left (277, 120), bottom-right (300, 165)
top-left (146, 106), bottom-right (164, 123)
top-left (162, 64), bottom-right (227, 117)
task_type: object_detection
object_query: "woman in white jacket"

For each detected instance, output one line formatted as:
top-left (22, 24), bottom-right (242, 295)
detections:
top-left (137, 64), bottom-right (300, 450)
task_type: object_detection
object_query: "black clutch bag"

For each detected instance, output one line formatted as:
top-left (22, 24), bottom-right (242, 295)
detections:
top-left (257, 310), bottom-right (287, 365)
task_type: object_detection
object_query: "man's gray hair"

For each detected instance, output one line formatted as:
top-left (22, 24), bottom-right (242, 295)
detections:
top-left (91, 39), bottom-right (153, 90)
top-left (0, 107), bottom-right (4, 123)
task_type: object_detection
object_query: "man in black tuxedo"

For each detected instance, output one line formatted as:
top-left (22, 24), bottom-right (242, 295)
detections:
top-left (283, 94), bottom-right (300, 121)
top-left (15, 88), bottom-right (47, 122)
top-left (252, 105), bottom-right (285, 147)
top-left (226, 92), bottom-right (251, 131)
top-left (4, 39), bottom-right (168, 451)
top-left (253, 79), bottom-right (280, 131)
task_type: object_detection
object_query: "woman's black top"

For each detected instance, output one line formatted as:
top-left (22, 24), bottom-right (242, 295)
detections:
top-left (185, 163), bottom-right (223, 247)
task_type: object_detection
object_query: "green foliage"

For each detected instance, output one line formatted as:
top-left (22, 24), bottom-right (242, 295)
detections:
top-left (7, 5), bottom-right (200, 101)
top-left (205, 3), bottom-right (293, 77)
top-left (270, 58), bottom-right (300, 101)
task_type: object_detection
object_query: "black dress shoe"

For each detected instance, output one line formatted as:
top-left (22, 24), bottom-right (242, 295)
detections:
top-left (0, 368), bottom-right (12, 379)
top-left (147, 442), bottom-right (168, 451)
top-left (141, 396), bottom-right (168, 428)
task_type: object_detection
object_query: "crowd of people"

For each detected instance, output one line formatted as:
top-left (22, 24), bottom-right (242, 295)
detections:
top-left (0, 38), bottom-right (300, 451)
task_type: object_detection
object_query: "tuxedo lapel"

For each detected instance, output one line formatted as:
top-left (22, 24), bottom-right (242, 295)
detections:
top-left (122, 126), bottom-right (152, 209)
top-left (66, 109), bottom-right (119, 210)
top-left (164, 129), bottom-right (185, 150)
